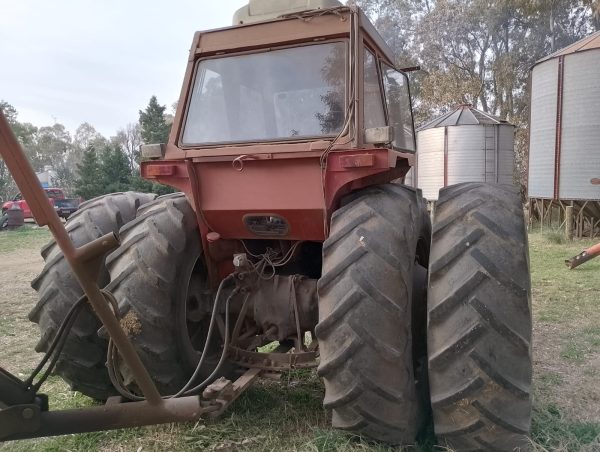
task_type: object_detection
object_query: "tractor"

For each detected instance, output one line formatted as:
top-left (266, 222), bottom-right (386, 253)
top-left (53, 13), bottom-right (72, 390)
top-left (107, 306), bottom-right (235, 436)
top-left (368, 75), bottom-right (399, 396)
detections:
top-left (0, 1), bottom-right (532, 450)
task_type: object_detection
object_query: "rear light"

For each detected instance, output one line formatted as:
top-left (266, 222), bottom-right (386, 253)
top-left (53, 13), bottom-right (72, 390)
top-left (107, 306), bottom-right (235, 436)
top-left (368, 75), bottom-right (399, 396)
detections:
top-left (145, 164), bottom-right (175, 177)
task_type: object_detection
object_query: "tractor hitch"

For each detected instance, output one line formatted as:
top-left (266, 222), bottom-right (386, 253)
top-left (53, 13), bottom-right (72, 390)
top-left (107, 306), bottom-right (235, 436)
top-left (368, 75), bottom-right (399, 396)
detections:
top-left (0, 367), bottom-right (262, 441)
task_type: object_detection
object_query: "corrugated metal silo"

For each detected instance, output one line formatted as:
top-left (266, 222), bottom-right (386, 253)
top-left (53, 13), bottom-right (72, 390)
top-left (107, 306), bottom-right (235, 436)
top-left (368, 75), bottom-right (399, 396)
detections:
top-left (528, 31), bottom-right (600, 237)
top-left (529, 31), bottom-right (600, 201)
top-left (415, 105), bottom-right (515, 201)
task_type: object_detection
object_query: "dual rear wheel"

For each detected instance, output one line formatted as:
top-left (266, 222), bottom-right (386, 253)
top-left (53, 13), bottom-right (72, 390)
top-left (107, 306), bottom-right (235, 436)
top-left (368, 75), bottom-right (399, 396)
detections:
top-left (317, 182), bottom-right (532, 450)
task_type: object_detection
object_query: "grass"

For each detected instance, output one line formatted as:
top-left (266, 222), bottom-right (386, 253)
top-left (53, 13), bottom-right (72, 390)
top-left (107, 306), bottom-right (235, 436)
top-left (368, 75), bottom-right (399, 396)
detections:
top-left (529, 231), bottom-right (600, 323)
top-left (561, 327), bottom-right (600, 363)
top-left (0, 225), bottom-right (51, 252)
top-left (0, 229), bottom-right (599, 451)
top-left (532, 404), bottom-right (600, 451)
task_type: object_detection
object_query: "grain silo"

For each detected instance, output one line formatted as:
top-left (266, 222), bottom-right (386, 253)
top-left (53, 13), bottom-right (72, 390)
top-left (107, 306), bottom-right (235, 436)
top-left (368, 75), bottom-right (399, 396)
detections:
top-left (415, 104), bottom-right (515, 201)
top-left (528, 31), bottom-right (600, 237)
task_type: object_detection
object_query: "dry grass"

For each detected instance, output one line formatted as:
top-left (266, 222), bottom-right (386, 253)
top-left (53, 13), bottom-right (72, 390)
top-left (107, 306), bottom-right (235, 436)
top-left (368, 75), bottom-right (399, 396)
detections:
top-left (0, 228), bottom-right (598, 451)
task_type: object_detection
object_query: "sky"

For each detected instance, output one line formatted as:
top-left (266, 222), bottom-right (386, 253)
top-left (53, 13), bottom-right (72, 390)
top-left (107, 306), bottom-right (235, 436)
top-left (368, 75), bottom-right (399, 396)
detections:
top-left (0, 0), bottom-right (249, 137)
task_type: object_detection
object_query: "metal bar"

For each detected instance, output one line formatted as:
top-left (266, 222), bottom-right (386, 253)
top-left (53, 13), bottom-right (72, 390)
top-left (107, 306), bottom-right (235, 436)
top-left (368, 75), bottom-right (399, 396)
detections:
top-left (553, 55), bottom-right (565, 201)
top-left (565, 241), bottom-right (600, 269)
top-left (0, 112), bottom-right (162, 405)
top-left (2, 396), bottom-right (215, 441)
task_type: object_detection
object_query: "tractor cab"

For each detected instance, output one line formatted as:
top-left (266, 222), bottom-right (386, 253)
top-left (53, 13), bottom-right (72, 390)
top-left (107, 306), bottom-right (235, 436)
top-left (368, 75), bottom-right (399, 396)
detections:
top-left (177, 0), bottom-right (416, 152)
top-left (141, 0), bottom-right (416, 242)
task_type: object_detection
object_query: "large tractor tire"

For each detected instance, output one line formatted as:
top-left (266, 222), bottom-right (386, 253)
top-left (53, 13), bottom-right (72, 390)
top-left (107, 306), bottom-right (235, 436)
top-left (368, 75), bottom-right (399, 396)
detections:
top-left (428, 182), bottom-right (532, 451)
top-left (106, 193), bottom-right (234, 395)
top-left (316, 184), bottom-right (431, 444)
top-left (29, 192), bottom-right (157, 400)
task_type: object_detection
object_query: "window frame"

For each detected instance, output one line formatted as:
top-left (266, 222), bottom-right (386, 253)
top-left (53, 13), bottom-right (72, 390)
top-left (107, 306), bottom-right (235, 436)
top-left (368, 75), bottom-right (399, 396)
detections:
top-left (380, 62), bottom-right (417, 153)
top-left (362, 45), bottom-right (388, 131)
top-left (179, 39), bottom-right (350, 148)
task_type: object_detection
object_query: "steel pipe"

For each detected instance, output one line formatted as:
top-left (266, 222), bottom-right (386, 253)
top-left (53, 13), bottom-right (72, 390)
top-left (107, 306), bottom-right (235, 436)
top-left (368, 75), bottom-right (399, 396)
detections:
top-left (0, 112), bottom-right (162, 405)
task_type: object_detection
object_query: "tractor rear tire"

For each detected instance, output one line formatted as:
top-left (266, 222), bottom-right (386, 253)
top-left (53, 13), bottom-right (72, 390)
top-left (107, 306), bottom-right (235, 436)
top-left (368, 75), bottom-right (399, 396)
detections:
top-left (428, 182), bottom-right (532, 451)
top-left (106, 193), bottom-right (235, 395)
top-left (316, 184), bottom-right (430, 444)
top-left (29, 192), bottom-right (157, 400)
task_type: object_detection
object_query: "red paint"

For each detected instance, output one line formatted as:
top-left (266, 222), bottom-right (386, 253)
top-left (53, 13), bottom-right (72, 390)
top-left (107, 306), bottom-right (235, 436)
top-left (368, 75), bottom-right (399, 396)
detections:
top-left (2, 188), bottom-right (66, 219)
top-left (139, 8), bottom-right (417, 286)
top-left (340, 153), bottom-right (375, 168)
top-left (142, 148), bottom-right (408, 243)
top-left (145, 164), bottom-right (175, 176)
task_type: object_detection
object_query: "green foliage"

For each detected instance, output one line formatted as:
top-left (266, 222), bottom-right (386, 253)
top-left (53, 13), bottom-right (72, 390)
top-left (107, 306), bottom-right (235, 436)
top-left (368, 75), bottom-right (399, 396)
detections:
top-left (544, 230), bottom-right (566, 244)
top-left (74, 146), bottom-right (103, 200)
top-left (99, 144), bottom-right (132, 193)
top-left (0, 101), bottom-right (38, 200)
top-left (129, 175), bottom-right (175, 196)
top-left (1, 100), bottom-right (175, 202)
top-left (139, 95), bottom-right (171, 145)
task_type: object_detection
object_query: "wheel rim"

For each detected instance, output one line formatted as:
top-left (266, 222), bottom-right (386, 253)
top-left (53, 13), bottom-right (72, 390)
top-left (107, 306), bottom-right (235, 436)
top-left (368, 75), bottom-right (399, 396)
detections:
top-left (177, 256), bottom-right (224, 373)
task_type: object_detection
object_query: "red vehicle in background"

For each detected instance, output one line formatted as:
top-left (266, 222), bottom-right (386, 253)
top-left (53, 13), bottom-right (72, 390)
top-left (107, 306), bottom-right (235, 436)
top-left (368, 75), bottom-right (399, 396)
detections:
top-left (1, 188), bottom-right (80, 220)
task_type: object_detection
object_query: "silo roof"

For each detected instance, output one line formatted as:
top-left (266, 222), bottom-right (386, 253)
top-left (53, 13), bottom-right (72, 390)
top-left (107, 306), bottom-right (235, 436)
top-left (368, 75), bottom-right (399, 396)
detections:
top-left (418, 104), bottom-right (511, 131)
top-left (535, 30), bottom-right (600, 65)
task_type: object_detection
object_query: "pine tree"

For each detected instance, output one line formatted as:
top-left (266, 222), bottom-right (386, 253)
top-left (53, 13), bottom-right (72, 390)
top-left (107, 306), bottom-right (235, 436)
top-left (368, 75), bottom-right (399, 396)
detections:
top-left (100, 144), bottom-right (132, 193)
top-left (136, 96), bottom-right (176, 195)
top-left (139, 96), bottom-right (171, 144)
top-left (74, 146), bottom-right (103, 200)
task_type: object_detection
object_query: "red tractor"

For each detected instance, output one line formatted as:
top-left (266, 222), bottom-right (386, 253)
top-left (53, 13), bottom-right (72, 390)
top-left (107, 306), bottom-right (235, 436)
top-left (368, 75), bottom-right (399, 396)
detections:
top-left (2, 1), bottom-right (532, 450)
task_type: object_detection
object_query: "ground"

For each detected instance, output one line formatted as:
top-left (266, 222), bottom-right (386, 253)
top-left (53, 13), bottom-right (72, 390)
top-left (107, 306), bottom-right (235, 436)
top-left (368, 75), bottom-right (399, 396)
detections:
top-left (0, 226), bottom-right (599, 451)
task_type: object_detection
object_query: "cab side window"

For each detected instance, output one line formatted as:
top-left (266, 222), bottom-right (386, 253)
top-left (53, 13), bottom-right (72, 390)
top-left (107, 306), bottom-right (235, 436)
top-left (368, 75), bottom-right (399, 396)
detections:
top-left (382, 64), bottom-right (415, 151)
top-left (363, 49), bottom-right (386, 129)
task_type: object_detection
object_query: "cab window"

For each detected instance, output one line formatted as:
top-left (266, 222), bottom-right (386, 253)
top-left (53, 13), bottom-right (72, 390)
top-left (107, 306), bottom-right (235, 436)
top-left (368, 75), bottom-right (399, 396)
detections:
top-left (382, 64), bottom-right (415, 151)
top-left (363, 49), bottom-right (386, 130)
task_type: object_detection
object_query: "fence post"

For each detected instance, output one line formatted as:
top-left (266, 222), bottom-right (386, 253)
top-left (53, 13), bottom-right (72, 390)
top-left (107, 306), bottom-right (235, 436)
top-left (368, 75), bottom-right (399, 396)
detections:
top-left (566, 205), bottom-right (574, 241)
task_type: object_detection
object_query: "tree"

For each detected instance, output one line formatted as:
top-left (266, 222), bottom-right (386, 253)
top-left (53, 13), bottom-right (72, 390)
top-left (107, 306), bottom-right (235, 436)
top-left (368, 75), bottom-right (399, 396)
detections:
top-left (69, 123), bottom-right (107, 175)
top-left (112, 123), bottom-right (142, 171)
top-left (139, 96), bottom-right (171, 144)
top-left (74, 146), bottom-right (103, 200)
top-left (29, 123), bottom-right (72, 171)
top-left (0, 102), bottom-right (16, 201)
top-left (99, 144), bottom-right (132, 193)
top-left (0, 101), bottom-right (37, 200)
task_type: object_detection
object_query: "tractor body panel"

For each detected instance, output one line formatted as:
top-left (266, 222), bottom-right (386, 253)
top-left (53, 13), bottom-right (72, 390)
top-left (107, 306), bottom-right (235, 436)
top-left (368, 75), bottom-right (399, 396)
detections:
top-left (142, 149), bottom-right (411, 241)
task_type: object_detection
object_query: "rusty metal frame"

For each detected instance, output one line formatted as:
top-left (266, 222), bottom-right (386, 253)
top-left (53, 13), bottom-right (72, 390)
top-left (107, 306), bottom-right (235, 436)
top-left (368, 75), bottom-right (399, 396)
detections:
top-left (228, 346), bottom-right (318, 371)
top-left (0, 112), bottom-right (265, 441)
